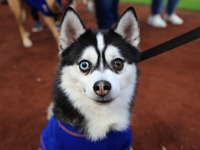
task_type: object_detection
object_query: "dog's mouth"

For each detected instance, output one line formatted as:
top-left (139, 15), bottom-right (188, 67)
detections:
top-left (94, 99), bottom-right (113, 105)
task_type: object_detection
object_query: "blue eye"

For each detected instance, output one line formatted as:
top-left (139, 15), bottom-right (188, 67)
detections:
top-left (79, 60), bottom-right (91, 72)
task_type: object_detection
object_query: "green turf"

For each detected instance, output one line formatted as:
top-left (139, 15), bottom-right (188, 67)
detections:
top-left (120, 0), bottom-right (200, 11)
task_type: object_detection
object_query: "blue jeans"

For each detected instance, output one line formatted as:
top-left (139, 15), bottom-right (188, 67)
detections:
top-left (94, 0), bottom-right (119, 29)
top-left (151, 0), bottom-right (180, 15)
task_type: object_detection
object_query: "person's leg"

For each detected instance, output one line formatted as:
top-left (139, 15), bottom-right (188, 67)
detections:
top-left (112, 0), bottom-right (119, 23)
top-left (166, 0), bottom-right (179, 15)
top-left (94, 0), bottom-right (119, 29)
top-left (151, 0), bottom-right (164, 15)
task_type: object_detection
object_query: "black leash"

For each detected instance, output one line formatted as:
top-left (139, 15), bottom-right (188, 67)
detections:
top-left (139, 26), bottom-right (200, 62)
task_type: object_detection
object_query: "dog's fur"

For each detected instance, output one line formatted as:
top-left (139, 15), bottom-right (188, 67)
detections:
top-left (7, 0), bottom-right (64, 48)
top-left (44, 6), bottom-right (140, 149)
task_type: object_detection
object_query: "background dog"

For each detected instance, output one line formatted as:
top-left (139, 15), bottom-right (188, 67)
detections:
top-left (7, 0), bottom-right (70, 48)
top-left (40, 7), bottom-right (140, 150)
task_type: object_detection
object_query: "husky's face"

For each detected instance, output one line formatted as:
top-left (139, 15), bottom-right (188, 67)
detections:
top-left (60, 32), bottom-right (139, 104)
top-left (55, 7), bottom-right (140, 140)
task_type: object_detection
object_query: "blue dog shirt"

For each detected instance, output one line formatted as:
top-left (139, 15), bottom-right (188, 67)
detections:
top-left (40, 117), bottom-right (132, 150)
top-left (24, 0), bottom-right (71, 16)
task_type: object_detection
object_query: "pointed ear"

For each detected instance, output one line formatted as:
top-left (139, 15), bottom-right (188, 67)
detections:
top-left (114, 7), bottom-right (140, 47)
top-left (59, 7), bottom-right (86, 50)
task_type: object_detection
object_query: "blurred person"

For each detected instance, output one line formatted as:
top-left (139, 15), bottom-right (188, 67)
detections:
top-left (147, 0), bottom-right (183, 28)
top-left (94, 0), bottom-right (119, 29)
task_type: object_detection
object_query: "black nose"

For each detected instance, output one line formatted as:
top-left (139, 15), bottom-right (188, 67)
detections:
top-left (93, 80), bottom-right (111, 96)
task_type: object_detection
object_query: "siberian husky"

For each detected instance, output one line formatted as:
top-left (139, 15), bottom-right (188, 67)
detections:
top-left (40, 6), bottom-right (140, 150)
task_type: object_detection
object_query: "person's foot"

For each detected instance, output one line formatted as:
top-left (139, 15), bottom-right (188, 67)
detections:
top-left (32, 21), bottom-right (43, 32)
top-left (147, 15), bottom-right (167, 28)
top-left (164, 13), bottom-right (183, 25)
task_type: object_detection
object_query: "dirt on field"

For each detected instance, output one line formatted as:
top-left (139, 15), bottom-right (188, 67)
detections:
top-left (0, 2), bottom-right (200, 150)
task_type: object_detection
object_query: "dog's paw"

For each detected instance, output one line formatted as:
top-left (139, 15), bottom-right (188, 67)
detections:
top-left (23, 39), bottom-right (33, 48)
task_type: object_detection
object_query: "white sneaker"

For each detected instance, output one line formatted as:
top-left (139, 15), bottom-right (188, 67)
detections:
top-left (164, 13), bottom-right (183, 25)
top-left (147, 15), bottom-right (167, 28)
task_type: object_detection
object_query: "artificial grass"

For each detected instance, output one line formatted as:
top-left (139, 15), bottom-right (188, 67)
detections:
top-left (120, 0), bottom-right (200, 11)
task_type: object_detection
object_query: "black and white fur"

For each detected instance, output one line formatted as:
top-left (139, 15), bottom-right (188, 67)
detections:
top-left (48, 7), bottom-right (140, 141)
